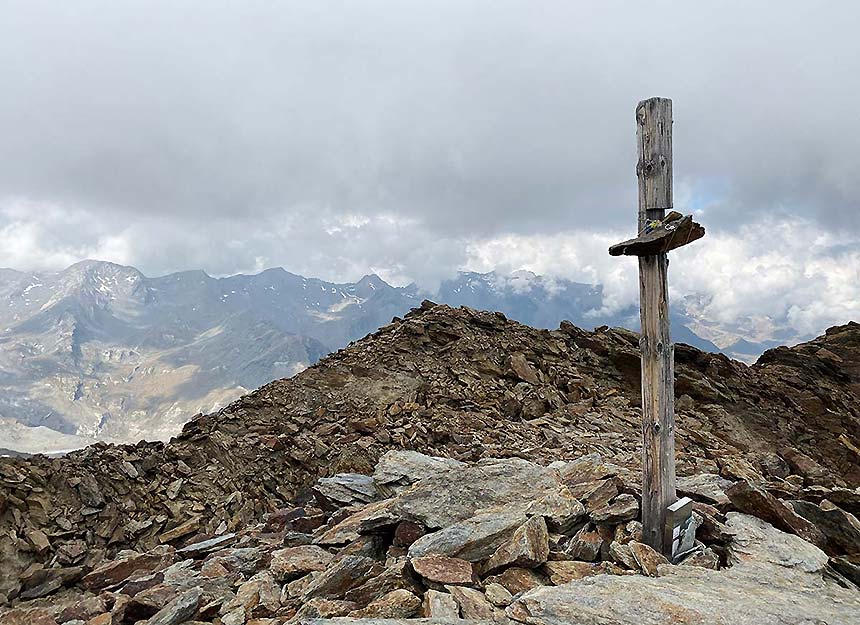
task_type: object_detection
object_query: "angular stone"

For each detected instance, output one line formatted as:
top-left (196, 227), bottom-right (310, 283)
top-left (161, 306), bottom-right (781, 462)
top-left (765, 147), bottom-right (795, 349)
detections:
top-left (726, 481), bottom-right (827, 549)
top-left (677, 473), bottom-right (733, 507)
top-left (24, 528), bottom-right (51, 554)
top-left (444, 585), bottom-right (494, 620)
top-left (390, 457), bottom-right (567, 529)
top-left (791, 499), bottom-right (860, 554)
top-left (484, 582), bottom-right (513, 607)
top-left (393, 520), bottom-right (426, 548)
top-left (423, 589), bottom-right (460, 618)
top-left (526, 489), bottom-right (586, 535)
top-left (830, 555), bottom-right (860, 586)
top-left (541, 560), bottom-right (605, 584)
top-left (510, 352), bottom-right (540, 384)
top-left (565, 526), bottom-right (603, 562)
top-left (607, 541), bottom-right (638, 569)
top-left (176, 533), bottom-right (237, 557)
top-left (589, 494), bottom-right (639, 524)
top-left (146, 588), bottom-right (202, 625)
top-left (314, 499), bottom-right (398, 545)
top-left (781, 448), bottom-right (843, 488)
top-left (270, 545), bottom-right (334, 581)
top-left (484, 567), bottom-right (547, 595)
top-left (287, 598), bottom-right (356, 623)
top-left (347, 569), bottom-right (418, 607)
top-left (314, 474), bottom-right (380, 511)
top-left (18, 575), bottom-right (63, 600)
top-left (411, 555), bottom-right (475, 585)
top-left (158, 517), bottom-right (201, 543)
top-left (372, 450), bottom-right (464, 497)
top-left (347, 589), bottom-right (421, 619)
top-left (0, 608), bottom-right (57, 625)
top-left (679, 547), bottom-right (720, 570)
top-left (556, 453), bottom-right (621, 486)
top-left (408, 508), bottom-right (526, 561)
top-left (568, 478), bottom-right (619, 512)
top-left (629, 541), bottom-right (669, 577)
top-left (303, 555), bottom-right (378, 600)
top-left (483, 515), bottom-right (549, 574)
top-left (125, 586), bottom-right (180, 622)
top-left (58, 597), bottom-right (108, 623)
top-left (81, 553), bottom-right (164, 590)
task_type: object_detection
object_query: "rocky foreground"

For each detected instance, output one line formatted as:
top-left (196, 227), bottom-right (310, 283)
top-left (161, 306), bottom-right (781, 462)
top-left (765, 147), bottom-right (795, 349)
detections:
top-left (1, 450), bottom-right (859, 624)
top-left (1, 303), bottom-right (859, 622)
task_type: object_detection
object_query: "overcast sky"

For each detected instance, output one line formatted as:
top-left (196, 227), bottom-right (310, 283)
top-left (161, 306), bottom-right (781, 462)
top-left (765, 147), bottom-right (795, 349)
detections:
top-left (1, 1), bottom-right (858, 336)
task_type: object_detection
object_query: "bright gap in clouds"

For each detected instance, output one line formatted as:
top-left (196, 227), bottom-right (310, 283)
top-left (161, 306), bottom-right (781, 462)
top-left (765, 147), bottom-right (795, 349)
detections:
top-left (464, 217), bottom-right (860, 345)
top-left (4, 196), bottom-right (857, 347)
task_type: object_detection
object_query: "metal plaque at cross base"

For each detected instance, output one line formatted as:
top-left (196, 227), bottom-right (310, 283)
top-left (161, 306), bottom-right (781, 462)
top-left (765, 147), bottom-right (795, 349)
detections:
top-left (666, 496), bottom-right (697, 562)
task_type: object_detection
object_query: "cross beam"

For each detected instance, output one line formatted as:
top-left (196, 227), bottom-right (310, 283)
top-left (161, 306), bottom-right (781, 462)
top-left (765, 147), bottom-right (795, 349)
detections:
top-left (609, 98), bottom-right (705, 557)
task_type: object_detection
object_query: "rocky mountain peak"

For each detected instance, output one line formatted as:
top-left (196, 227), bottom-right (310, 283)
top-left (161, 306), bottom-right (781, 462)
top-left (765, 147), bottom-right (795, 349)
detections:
top-left (1, 302), bottom-right (859, 615)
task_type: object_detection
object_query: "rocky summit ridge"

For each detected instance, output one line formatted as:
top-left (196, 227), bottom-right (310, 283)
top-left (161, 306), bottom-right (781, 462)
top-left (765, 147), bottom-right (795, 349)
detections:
top-left (0, 302), bottom-right (859, 623)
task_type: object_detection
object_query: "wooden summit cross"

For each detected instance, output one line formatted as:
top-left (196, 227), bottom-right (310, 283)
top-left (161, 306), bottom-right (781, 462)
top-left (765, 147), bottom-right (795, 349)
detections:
top-left (609, 98), bottom-right (705, 557)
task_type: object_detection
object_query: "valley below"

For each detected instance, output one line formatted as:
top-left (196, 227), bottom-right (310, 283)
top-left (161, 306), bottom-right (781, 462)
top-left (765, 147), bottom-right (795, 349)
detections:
top-left (0, 261), bottom-right (794, 455)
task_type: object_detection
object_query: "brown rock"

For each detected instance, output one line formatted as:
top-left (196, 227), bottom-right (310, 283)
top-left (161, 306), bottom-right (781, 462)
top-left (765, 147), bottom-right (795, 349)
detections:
top-left (781, 448), bottom-right (843, 488)
top-left (344, 560), bottom-right (420, 605)
top-left (590, 493), bottom-right (639, 524)
top-left (287, 598), bottom-right (356, 622)
top-left (726, 481), bottom-right (827, 549)
top-left (483, 515), bottom-right (549, 574)
top-left (791, 499), bottom-right (860, 555)
top-left (0, 608), bottom-right (58, 625)
top-left (445, 585), bottom-right (494, 620)
top-left (24, 528), bottom-right (51, 554)
top-left (680, 547), bottom-right (720, 570)
top-left (146, 588), bottom-right (202, 625)
top-left (302, 555), bottom-right (379, 600)
top-left (81, 553), bottom-right (165, 590)
top-left (157, 517), bottom-right (201, 543)
top-left (565, 525), bottom-right (604, 561)
top-left (270, 545), bottom-right (334, 581)
top-left (484, 567), bottom-right (547, 595)
top-left (411, 555), bottom-right (475, 585)
top-left (124, 585), bottom-right (179, 621)
top-left (58, 597), bottom-right (108, 623)
top-left (347, 589), bottom-right (421, 619)
top-left (85, 614), bottom-right (111, 625)
top-left (510, 352), bottom-right (540, 384)
top-left (541, 560), bottom-right (604, 584)
top-left (629, 541), bottom-right (669, 576)
top-left (422, 589), bottom-right (460, 618)
top-left (607, 541), bottom-right (638, 569)
top-left (393, 520), bottom-right (426, 548)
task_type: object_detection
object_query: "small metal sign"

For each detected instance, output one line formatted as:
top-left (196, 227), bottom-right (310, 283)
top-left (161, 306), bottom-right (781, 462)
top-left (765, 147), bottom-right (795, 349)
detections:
top-left (667, 496), bottom-right (697, 561)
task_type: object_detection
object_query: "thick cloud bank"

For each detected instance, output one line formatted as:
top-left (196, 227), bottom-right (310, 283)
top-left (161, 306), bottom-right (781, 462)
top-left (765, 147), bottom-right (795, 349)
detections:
top-left (1, 1), bottom-right (858, 339)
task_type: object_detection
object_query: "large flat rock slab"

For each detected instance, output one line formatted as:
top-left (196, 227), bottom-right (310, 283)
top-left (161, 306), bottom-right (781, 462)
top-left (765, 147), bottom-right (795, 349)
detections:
top-left (508, 514), bottom-right (860, 625)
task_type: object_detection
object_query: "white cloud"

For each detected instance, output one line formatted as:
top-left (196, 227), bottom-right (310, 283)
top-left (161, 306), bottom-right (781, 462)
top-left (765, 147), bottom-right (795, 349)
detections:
top-left (463, 217), bottom-right (860, 341)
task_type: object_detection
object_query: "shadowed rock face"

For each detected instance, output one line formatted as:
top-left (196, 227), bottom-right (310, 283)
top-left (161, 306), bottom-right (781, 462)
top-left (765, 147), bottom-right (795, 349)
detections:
top-left (0, 304), bottom-right (858, 599)
top-left (0, 446), bottom-right (858, 622)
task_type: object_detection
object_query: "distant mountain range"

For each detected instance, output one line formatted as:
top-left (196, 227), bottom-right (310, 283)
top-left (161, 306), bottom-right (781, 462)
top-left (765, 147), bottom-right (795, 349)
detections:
top-left (0, 260), bottom-right (789, 454)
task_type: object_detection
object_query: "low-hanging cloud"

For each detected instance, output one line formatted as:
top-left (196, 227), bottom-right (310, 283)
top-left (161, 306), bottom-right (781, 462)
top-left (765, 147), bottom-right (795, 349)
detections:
top-left (0, 1), bottom-right (858, 340)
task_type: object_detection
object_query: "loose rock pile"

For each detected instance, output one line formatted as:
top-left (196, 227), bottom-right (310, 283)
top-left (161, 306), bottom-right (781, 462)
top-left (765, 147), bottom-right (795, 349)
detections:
top-left (1, 303), bottom-right (859, 620)
top-left (1, 450), bottom-right (858, 625)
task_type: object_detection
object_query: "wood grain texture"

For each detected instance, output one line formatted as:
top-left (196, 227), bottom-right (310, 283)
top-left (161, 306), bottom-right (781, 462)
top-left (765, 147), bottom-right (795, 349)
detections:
top-left (636, 98), bottom-right (673, 230)
top-left (636, 97), bottom-right (677, 556)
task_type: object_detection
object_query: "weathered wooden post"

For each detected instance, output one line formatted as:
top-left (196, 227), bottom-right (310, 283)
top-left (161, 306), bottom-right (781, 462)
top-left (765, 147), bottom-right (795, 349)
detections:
top-left (609, 98), bottom-right (705, 556)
